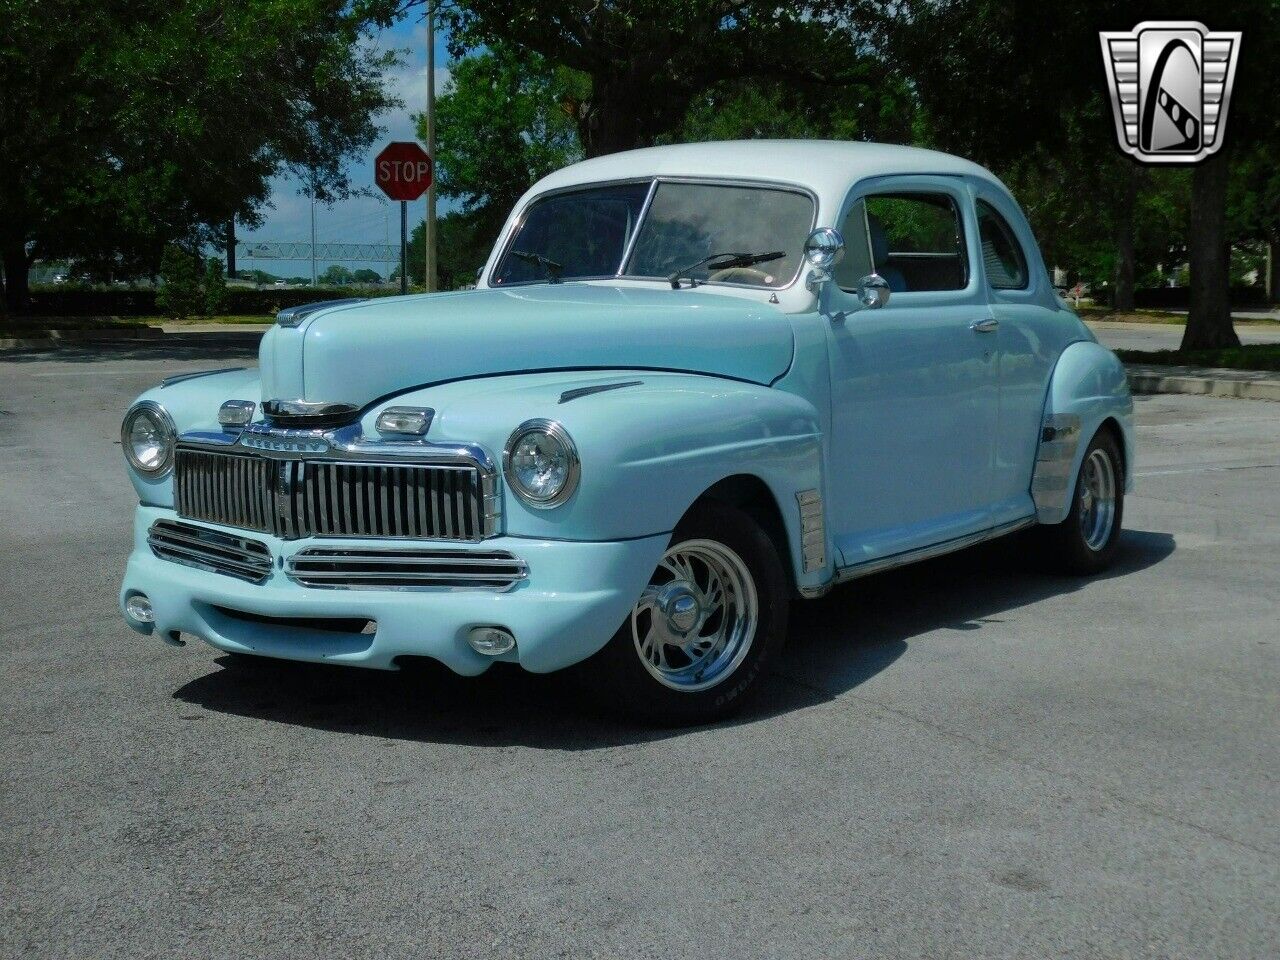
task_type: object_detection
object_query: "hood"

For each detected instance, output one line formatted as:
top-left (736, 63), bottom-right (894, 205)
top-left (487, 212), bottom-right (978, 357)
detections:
top-left (257, 285), bottom-right (794, 407)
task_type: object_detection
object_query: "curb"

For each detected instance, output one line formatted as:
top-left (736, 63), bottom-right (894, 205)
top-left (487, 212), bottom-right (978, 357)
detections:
top-left (1127, 364), bottom-right (1280, 402)
top-left (1, 328), bottom-right (260, 352)
top-left (0, 326), bottom-right (164, 351)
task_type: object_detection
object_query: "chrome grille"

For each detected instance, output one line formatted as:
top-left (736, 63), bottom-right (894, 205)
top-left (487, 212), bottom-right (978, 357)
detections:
top-left (148, 520), bottom-right (273, 583)
top-left (286, 547), bottom-right (527, 590)
top-left (174, 447), bottom-right (494, 541)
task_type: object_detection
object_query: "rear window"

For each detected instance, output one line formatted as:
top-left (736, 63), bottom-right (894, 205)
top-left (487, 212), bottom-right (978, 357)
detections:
top-left (977, 200), bottom-right (1030, 290)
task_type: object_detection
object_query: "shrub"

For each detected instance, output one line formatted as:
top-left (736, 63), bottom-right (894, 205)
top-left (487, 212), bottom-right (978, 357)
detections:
top-left (156, 246), bottom-right (205, 319)
top-left (203, 259), bottom-right (228, 314)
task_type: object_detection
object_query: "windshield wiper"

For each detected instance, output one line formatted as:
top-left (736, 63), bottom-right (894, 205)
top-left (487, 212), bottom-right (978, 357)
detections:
top-left (512, 250), bottom-right (563, 283)
top-left (668, 250), bottom-right (786, 289)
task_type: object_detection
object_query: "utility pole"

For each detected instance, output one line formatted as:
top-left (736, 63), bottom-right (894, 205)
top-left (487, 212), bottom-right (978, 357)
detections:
top-left (424, 3), bottom-right (438, 292)
top-left (310, 188), bottom-right (317, 287)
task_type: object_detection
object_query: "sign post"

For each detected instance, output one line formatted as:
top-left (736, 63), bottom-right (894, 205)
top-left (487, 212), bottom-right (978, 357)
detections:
top-left (374, 142), bottom-right (433, 294)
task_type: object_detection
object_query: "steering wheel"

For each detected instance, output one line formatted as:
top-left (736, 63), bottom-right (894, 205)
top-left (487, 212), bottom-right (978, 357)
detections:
top-left (706, 266), bottom-right (775, 286)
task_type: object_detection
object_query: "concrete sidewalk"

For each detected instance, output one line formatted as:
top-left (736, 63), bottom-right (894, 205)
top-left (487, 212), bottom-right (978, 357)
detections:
top-left (1127, 364), bottom-right (1280, 401)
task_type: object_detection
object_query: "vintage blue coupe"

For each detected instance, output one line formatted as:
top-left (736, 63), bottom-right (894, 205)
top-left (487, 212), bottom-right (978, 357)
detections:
top-left (119, 141), bottom-right (1134, 722)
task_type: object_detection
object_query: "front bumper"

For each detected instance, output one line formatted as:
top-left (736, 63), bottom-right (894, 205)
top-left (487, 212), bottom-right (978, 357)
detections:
top-left (120, 506), bottom-right (668, 675)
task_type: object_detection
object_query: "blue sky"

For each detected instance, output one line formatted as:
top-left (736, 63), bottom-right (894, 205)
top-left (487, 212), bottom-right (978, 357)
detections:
top-left (236, 14), bottom-right (455, 278)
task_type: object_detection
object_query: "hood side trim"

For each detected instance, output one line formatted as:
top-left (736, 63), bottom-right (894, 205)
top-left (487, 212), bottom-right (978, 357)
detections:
top-left (359, 366), bottom-right (764, 418)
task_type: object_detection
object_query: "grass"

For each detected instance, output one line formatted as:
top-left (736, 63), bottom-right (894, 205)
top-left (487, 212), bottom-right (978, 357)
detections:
top-left (1115, 344), bottom-right (1280, 372)
top-left (152, 314), bottom-right (273, 325)
top-left (1079, 306), bottom-right (1280, 326)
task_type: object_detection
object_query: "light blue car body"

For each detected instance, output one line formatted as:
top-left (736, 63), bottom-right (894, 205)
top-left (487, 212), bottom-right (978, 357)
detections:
top-left (119, 141), bottom-right (1134, 675)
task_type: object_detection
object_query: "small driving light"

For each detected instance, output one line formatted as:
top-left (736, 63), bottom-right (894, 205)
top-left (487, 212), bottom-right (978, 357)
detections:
top-left (376, 406), bottom-right (434, 436)
top-left (803, 227), bottom-right (846, 270)
top-left (218, 399), bottom-right (255, 428)
top-left (121, 401), bottom-right (176, 477)
top-left (467, 626), bottom-right (516, 656)
top-left (125, 594), bottom-right (155, 624)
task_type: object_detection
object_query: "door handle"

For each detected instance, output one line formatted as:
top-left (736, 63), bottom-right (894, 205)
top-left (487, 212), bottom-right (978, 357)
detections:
top-left (969, 318), bottom-right (999, 333)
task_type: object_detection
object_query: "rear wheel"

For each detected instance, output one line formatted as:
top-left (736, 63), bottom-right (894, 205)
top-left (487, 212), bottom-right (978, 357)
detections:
top-left (583, 502), bottom-right (789, 724)
top-left (1041, 427), bottom-right (1124, 574)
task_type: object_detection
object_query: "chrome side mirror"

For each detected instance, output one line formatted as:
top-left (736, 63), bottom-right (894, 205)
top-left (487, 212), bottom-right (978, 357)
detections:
top-left (804, 228), bottom-right (845, 292)
top-left (857, 273), bottom-right (891, 309)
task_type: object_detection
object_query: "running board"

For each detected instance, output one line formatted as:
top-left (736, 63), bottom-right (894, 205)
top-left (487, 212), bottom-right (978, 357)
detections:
top-left (801, 516), bottom-right (1037, 599)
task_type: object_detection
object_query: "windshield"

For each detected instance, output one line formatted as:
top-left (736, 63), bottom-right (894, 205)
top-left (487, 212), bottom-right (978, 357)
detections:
top-left (491, 180), bottom-right (815, 289)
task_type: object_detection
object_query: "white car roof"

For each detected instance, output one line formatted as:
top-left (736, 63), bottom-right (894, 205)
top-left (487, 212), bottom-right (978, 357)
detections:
top-left (528, 139), bottom-right (1008, 210)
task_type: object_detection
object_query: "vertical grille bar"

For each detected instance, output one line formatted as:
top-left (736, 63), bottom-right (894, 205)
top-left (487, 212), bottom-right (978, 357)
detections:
top-left (174, 448), bottom-right (491, 542)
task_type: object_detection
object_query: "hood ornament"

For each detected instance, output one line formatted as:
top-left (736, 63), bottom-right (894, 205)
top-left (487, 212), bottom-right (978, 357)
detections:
top-left (262, 399), bottom-right (361, 429)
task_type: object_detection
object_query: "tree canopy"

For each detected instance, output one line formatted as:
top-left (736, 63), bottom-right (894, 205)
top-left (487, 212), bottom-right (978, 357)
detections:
top-left (0, 0), bottom-right (398, 311)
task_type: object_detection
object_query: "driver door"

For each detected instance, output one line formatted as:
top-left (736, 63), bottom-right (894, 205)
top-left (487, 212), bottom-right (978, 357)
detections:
top-left (823, 175), bottom-right (999, 568)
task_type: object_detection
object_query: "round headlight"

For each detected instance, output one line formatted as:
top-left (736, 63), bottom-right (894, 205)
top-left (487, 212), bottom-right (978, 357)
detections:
top-left (121, 401), bottom-right (176, 476)
top-left (503, 419), bottom-right (580, 509)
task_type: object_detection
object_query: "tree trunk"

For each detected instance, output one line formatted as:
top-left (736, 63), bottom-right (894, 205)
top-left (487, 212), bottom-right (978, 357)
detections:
top-left (1, 242), bottom-right (31, 315)
top-left (578, 83), bottom-right (648, 158)
top-left (1112, 167), bottom-right (1137, 311)
top-left (1182, 151), bottom-right (1239, 350)
top-left (1267, 238), bottom-right (1280, 305)
top-left (578, 70), bottom-right (694, 158)
top-left (227, 219), bottom-right (236, 277)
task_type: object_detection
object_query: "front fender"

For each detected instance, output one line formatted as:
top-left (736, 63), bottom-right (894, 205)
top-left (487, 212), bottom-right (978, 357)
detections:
top-left (380, 372), bottom-right (828, 589)
top-left (1033, 341), bottom-right (1135, 524)
top-left (122, 368), bottom-right (262, 506)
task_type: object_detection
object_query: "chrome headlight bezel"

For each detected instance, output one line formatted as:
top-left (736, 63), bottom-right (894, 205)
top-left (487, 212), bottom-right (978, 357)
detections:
top-left (121, 400), bottom-right (177, 478)
top-left (502, 419), bottom-right (580, 510)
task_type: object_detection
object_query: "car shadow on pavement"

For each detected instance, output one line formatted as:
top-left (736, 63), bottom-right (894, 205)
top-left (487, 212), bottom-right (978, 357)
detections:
top-left (172, 528), bottom-right (1174, 750)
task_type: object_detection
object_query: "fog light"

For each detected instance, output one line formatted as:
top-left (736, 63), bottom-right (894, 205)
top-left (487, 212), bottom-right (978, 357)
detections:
top-left (218, 399), bottom-right (256, 428)
top-left (467, 626), bottom-right (515, 656)
top-left (125, 594), bottom-right (155, 624)
top-left (376, 406), bottom-right (434, 436)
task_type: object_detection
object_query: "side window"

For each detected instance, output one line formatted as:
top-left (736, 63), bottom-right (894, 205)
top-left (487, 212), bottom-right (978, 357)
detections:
top-left (976, 200), bottom-right (1029, 290)
top-left (860, 193), bottom-right (968, 293)
top-left (834, 198), bottom-right (874, 291)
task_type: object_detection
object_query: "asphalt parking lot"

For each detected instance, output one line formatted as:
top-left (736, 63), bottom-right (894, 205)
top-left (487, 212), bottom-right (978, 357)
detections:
top-left (1, 343), bottom-right (1277, 960)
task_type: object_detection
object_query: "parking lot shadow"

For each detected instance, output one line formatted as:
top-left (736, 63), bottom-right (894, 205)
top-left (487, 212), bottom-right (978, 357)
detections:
top-left (172, 528), bottom-right (1174, 750)
top-left (0, 337), bottom-right (261, 365)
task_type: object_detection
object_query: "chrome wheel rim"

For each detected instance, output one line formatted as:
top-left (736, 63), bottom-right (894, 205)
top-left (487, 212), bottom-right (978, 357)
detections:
top-left (1078, 448), bottom-right (1117, 551)
top-left (631, 539), bottom-right (759, 692)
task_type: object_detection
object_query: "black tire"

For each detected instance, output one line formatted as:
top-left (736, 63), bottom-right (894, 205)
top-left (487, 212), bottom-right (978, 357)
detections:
top-left (580, 501), bottom-right (789, 725)
top-left (1040, 427), bottom-right (1125, 575)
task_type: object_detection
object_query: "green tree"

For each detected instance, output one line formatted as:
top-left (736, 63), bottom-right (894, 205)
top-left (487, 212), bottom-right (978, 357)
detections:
top-left (156, 246), bottom-right (204, 319)
top-left (320, 264), bottom-right (356, 286)
top-left (1229, 146), bottom-right (1280, 301)
top-left (407, 209), bottom-right (495, 290)
top-left (418, 45), bottom-right (584, 252)
top-left (203, 257), bottom-right (228, 314)
top-left (423, 1), bottom-right (891, 158)
top-left (0, 0), bottom-right (397, 313)
top-left (881, 0), bottom-right (1280, 347)
top-left (353, 268), bottom-right (383, 284)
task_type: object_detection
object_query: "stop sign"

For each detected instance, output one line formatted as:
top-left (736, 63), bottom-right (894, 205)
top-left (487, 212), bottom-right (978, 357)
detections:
top-left (375, 142), bottom-right (433, 201)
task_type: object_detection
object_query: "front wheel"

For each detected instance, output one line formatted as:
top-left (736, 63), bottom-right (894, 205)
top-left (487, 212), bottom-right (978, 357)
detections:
top-left (582, 502), bottom-right (789, 724)
top-left (1040, 427), bottom-right (1125, 574)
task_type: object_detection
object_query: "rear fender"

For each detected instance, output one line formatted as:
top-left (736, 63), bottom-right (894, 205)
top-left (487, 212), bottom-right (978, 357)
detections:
top-left (1033, 341), bottom-right (1135, 524)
